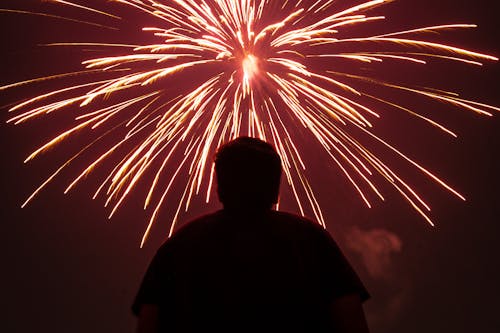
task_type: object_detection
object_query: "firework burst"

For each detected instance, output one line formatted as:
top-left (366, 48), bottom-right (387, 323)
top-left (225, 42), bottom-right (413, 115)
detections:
top-left (2, 0), bottom-right (498, 246)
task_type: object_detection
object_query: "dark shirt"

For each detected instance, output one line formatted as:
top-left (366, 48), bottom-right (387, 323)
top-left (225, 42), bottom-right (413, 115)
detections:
top-left (132, 209), bottom-right (369, 332)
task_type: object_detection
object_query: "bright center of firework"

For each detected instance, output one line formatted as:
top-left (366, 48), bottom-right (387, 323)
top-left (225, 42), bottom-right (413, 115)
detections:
top-left (242, 54), bottom-right (258, 81)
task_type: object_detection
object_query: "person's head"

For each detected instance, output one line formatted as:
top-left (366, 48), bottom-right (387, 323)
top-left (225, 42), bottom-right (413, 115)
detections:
top-left (214, 137), bottom-right (282, 211)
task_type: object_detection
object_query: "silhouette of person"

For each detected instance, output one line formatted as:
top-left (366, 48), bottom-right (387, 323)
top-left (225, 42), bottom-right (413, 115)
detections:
top-left (132, 137), bottom-right (370, 332)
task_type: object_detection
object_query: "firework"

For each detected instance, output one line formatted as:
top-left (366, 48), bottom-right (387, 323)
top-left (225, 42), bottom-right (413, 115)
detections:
top-left (2, 0), bottom-right (498, 246)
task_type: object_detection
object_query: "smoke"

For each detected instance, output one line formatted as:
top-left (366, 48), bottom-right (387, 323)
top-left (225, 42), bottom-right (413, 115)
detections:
top-left (344, 226), bottom-right (409, 332)
top-left (344, 226), bottom-right (402, 280)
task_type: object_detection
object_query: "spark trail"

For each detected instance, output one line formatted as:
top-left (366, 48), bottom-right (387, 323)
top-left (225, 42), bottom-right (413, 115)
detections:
top-left (2, 0), bottom-right (498, 246)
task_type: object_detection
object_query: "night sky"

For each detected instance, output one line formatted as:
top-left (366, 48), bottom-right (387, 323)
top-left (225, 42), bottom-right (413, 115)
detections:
top-left (1, 1), bottom-right (499, 332)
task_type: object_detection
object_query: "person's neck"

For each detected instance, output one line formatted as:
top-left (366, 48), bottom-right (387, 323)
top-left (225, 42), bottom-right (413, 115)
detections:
top-left (222, 204), bottom-right (272, 217)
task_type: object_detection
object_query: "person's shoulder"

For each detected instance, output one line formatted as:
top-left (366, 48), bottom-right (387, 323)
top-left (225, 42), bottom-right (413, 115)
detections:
top-left (269, 210), bottom-right (328, 236)
top-left (157, 210), bottom-right (224, 250)
top-left (271, 210), bottom-right (320, 225)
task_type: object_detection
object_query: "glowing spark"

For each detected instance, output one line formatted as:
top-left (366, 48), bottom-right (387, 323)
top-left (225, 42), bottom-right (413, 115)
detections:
top-left (2, 0), bottom-right (498, 246)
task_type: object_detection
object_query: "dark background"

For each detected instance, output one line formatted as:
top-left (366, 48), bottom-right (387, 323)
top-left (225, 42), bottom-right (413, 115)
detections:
top-left (1, 1), bottom-right (499, 332)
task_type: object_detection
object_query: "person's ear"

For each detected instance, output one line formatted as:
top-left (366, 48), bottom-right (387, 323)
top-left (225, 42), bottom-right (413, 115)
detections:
top-left (270, 185), bottom-right (279, 204)
top-left (216, 182), bottom-right (223, 203)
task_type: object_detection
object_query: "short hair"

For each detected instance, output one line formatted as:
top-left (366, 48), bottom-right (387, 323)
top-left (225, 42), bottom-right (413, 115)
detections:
top-left (214, 137), bottom-right (282, 209)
